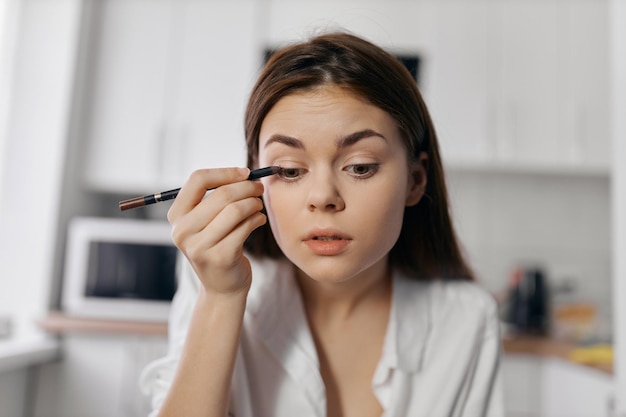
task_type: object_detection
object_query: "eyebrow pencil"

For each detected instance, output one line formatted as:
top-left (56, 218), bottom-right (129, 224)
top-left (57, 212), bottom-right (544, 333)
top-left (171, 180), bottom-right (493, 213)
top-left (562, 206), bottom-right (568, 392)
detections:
top-left (119, 166), bottom-right (281, 211)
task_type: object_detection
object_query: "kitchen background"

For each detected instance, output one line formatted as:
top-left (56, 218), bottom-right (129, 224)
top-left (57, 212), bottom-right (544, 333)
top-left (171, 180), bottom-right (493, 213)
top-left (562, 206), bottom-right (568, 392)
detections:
top-left (0, 0), bottom-right (624, 416)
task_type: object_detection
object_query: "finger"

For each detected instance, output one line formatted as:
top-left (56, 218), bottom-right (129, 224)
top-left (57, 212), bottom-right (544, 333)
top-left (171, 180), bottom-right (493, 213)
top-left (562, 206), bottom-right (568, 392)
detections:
top-left (170, 181), bottom-right (264, 245)
top-left (203, 211), bottom-right (267, 268)
top-left (195, 196), bottom-right (265, 249)
top-left (219, 211), bottom-right (267, 251)
top-left (181, 199), bottom-right (265, 267)
top-left (167, 167), bottom-right (250, 223)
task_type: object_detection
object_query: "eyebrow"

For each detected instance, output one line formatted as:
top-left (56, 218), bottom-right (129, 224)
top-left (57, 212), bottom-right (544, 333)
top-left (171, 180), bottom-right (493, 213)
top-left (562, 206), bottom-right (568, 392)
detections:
top-left (264, 129), bottom-right (387, 150)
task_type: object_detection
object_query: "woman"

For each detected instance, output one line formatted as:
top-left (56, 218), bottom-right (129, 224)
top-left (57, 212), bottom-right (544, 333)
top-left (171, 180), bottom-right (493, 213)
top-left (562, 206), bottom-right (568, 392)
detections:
top-left (141, 31), bottom-right (503, 417)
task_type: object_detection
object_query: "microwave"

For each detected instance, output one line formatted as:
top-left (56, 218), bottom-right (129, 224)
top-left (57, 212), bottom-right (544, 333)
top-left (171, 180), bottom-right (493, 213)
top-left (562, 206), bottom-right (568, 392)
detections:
top-left (62, 217), bottom-right (179, 322)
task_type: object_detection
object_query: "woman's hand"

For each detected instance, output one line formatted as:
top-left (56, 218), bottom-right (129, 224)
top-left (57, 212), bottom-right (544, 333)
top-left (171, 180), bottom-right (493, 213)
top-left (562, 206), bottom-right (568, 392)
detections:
top-left (167, 167), bottom-right (266, 295)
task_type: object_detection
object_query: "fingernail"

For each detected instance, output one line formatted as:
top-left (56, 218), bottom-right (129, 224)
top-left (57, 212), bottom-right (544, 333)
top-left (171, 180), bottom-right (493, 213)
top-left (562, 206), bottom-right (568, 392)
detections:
top-left (238, 167), bottom-right (250, 177)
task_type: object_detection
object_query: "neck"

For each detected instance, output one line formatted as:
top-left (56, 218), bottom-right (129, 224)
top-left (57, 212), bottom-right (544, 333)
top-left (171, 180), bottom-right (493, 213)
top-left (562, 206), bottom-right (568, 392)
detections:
top-left (295, 259), bottom-right (392, 322)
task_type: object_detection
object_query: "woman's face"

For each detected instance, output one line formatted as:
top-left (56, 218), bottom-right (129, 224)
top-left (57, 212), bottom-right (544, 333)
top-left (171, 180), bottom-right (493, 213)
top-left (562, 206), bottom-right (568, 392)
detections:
top-left (258, 86), bottom-right (426, 284)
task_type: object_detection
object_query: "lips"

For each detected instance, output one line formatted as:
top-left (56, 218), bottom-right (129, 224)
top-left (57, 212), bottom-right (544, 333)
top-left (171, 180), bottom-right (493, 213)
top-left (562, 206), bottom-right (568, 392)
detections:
top-left (303, 229), bottom-right (352, 255)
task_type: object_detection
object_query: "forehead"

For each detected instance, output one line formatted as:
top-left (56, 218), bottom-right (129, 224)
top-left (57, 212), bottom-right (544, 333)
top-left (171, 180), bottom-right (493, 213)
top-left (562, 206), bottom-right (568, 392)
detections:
top-left (259, 86), bottom-right (400, 144)
top-left (265, 86), bottom-right (376, 118)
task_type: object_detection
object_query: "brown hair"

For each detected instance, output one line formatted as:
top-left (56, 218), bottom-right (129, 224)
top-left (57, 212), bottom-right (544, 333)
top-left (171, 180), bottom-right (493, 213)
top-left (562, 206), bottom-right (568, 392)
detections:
top-left (243, 32), bottom-right (473, 281)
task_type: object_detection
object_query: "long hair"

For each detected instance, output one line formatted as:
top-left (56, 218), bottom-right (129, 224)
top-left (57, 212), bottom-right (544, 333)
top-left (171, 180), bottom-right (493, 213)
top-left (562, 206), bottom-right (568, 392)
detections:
top-left (243, 32), bottom-right (473, 281)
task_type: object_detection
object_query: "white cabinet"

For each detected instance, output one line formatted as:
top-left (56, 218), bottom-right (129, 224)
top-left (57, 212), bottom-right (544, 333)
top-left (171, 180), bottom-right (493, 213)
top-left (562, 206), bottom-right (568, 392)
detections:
top-left (82, 0), bottom-right (176, 193)
top-left (541, 359), bottom-right (613, 417)
top-left (80, 0), bottom-right (610, 193)
top-left (32, 334), bottom-right (167, 417)
top-left (489, 2), bottom-right (563, 165)
top-left (502, 355), bottom-right (542, 417)
top-left (0, 369), bottom-right (28, 417)
top-left (557, 1), bottom-right (610, 169)
top-left (432, 0), bottom-right (609, 173)
top-left (501, 0), bottom-right (608, 170)
top-left (427, 2), bottom-right (493, 164)
top-left (265, 0), bottom-right (610, 175)
top-left (170, 1), bottom-right (259, 182)
top-left (82, 0), bottom-right (260, 193)
top-left (502, 355), bottom-right (613, 417)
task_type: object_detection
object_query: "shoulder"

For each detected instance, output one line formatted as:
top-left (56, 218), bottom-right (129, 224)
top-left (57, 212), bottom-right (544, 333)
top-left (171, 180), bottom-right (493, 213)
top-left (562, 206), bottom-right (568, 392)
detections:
top-left (427, 280), bottom-right (498, 317)
top-left (428, 280), bottom-right (500, 339)
top-left (395, 274), bottom-right (500, 337)
top-left (397, 274), bottom-right (497, 314)
top-left (246, 254), bottom-right (295, 314)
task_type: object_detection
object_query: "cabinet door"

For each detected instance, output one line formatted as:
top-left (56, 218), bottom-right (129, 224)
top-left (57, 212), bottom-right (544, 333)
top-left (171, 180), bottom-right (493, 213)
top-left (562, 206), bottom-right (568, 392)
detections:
top-left (502, 355), bottom-right (542, 417)
top-left (32, 335), bottom-right (168, 417)
top-left (491, 1), bottom-right (562, 165)
top-left (559, 0), bottom-right (610, 169)
top-left (428, 1), bottom-right (492, 164)
top-left (82, 0), bottom-right (176, 193)
top-left (491, 0), bottom-right (609, 171)
top-left (169, 0), bottom-right (260, 182)
top-left (541, 359), bottom-right (613, 417)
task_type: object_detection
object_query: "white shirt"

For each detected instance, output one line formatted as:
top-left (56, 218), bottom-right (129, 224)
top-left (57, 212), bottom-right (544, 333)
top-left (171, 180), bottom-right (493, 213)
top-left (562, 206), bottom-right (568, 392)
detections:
top-left (140, 256), bottom-right (504, 417)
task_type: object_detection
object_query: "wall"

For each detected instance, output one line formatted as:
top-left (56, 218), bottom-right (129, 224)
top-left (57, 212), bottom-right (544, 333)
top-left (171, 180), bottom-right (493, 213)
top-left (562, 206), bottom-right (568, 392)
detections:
top-left (0, 0), bottom-right (20, 208)
top-left (0, 0), bottom-right (82, 414)
top-left (610, 0), bottom-right (626, 413)
top-left (448, 171), bottom-right (611, 317)
top-left (0, 369), bottom-right (28, 417)
top-left (0, 0), bottom-right (83, 333)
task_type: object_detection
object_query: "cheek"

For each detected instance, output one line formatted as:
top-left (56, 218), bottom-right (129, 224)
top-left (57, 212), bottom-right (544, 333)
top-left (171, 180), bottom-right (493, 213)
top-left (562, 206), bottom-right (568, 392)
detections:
top-left (263, 186), bottom-right (295, 246)
top-left (360, 183), bottom-right (408, 238)
top-left (263, 188), bottom-right (278, 240)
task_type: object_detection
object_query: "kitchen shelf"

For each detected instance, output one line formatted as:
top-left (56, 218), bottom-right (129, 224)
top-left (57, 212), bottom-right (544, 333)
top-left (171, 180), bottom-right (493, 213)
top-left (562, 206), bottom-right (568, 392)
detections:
top-left (0, 335), bottom-right (59, 374)
top-left (503, 334), bottom-right (613, 375)
top-left (38, 312), bottom-right (168, 336)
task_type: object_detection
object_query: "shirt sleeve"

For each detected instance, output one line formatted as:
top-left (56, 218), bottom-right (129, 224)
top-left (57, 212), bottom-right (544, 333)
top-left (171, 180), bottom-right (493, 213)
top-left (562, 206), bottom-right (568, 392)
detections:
top-left (462, 297), bottom-right (505, 417)
top-left (138, 256), bottom-right (199, 416)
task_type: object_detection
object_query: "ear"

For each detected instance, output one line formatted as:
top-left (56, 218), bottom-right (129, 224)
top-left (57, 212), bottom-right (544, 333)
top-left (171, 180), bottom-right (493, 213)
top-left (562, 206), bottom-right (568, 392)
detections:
top-left (405, 152), bottom-right (428, 207)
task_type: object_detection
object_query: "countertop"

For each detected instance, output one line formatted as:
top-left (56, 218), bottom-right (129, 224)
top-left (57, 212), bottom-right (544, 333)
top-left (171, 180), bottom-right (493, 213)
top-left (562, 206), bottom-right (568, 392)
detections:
top-left (38, 312), bottom-right (613, 375)
top-left (502, 334), bottom-right (613, 375)
top-left (0, 334), bottom-right (59, 374)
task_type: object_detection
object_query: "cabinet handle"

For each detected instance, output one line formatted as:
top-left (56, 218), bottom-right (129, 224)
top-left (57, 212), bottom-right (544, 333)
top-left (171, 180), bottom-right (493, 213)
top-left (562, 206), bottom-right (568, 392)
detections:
top-left (497, 100), bottom-right (517, 159)
top-left (605, 391), bottom-right (621, 417)
top-left (572, 104), bottom-right (586, 163)
top-left (178, 125), bottom-right (189, 178)
top-left (156, 123), bottom-right (167, 182)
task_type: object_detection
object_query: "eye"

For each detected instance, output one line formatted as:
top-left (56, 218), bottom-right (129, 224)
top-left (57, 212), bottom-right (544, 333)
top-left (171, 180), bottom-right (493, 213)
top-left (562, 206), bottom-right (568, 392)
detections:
top-left (277, 167), bottom-right (306, 181)
top-left (345, 164), bottom-right (379, 178)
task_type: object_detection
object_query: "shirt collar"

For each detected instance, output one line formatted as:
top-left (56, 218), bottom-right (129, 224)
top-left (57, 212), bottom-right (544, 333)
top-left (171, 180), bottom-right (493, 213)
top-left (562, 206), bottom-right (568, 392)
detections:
top-left (246, 257), bottom-right (432, 375)
top-left (246, 257), bottom-right (326, 416)
top-left (246, 256), bottom-right (319, 364)
top-left (379, 270), bottom-right (431, 373)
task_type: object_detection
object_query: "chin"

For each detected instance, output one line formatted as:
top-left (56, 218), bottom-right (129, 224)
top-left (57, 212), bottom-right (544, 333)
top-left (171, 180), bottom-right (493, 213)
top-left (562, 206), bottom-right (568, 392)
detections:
top-left (298, 268), bottom-right (354, 284)
top-left (291, 255), bottom-right (381, 285)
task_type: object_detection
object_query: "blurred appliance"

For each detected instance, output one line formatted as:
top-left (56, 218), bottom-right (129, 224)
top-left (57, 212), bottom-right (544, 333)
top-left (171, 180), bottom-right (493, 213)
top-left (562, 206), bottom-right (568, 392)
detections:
top-left (62, 217), bottom-right (178, 322)
top-left (506, 267), bottom-right (551, 335)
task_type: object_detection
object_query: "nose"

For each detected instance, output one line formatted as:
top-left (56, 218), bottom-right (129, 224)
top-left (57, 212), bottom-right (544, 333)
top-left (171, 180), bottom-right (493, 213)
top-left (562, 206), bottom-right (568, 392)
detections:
top-left (306, 171), bottom-right (345, 212)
